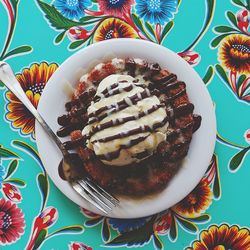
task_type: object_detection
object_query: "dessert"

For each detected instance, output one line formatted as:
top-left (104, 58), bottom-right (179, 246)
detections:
top-left (57, 58), bottom-right (201, 196)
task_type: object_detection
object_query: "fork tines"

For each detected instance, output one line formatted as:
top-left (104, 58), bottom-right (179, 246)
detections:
top-left (72, 178), bottom-right (119, 214)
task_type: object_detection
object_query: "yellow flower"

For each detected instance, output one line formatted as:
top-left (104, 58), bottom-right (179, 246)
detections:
top-left (93, 18), bottom-right (138, 42)
top-left (187, 224), bottom-right (250, 250)
top-left (219, 34), bottom-right (250, 74)
top-left (5, 62), bottom-right (58, 138)
top-left (173, 179), bottom-right (212, 217)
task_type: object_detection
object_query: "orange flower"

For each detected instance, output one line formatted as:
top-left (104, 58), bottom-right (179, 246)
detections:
top-left (187, 224), bottom-right (250, 250)
top-left (93, 18), bottom-right (138, 42)
top-left (5, 62), bottom-right (58, 138)
top-left (219, 34), bottom-right (250, 74)
top-left (173, 179), bottom-right (212, 216)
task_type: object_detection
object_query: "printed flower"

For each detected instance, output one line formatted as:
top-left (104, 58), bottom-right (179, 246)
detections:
top-left (5, 62), bottom-right (58, 139)
top-left (0, 165), bottom-right (5, 188)
top-left (219, 34), bottom-right (250, 74)
top-left (173, 179), bottom-right (212, 216)
top-left (244, 129), bottom-right (250, 144)
top-left (26, 207), bottom-right (58, 250)
top-left (69, 242), bottom-right (92, 250)
top-left (0, 198), bottom-right (25, 244)
top-left (80, 208), bottom-right (102, 218)
top-left (108, 216), bottom-right (151, 233)
top-left (178, 50), bottom-right (200, 66)
top-left (187, 224), bottom-right (250, 250)
top-left (97, 0), bottom-right (134, 18)
top-left (2, 183), bottom-right (22, 202)
top-left (68, 26), bottom-right (90, 40)
top-left (135, 0), bottom-right (177, 25)
top-left (54, 0), bottom-right (92, 20)
top-left (93, 18), bottom-right (138, 42)
top-left (153, 211), bottom-right (172, 235)
top-left (237, 9), bottom-right (250, 35)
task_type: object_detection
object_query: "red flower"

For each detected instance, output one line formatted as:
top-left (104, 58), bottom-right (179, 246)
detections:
top-left (69, 242), bottom-right (92, 250)
top-left (237, 9), bottom-right (250, 35)
top-left (2, 183), bottom-right (22, 202)
top-left (68, 26), bottom-right (90, 40)
top-left (245, 129), bottom-right (250, 144)
top-left (0, 198), bottom-right (25, 244)
top-left (153, 211), bottom-right (172, 235)
top-left (97, 0), bottom-right (134, 18)
top-left (26, 207), bottom-right (58, 250)
top-left (178, 50), bottom-right (200, 66)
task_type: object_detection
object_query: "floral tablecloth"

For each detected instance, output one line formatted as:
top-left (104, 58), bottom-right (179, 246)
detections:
top-left (0, 0), bottom-right (250, 249)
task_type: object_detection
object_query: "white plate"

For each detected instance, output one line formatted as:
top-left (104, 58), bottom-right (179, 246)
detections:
top-left (36, 39), bottom-right (216, 219)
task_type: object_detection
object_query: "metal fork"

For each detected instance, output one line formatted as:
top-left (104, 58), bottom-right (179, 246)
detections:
top-left (0, 61), bottom-right (119, 214)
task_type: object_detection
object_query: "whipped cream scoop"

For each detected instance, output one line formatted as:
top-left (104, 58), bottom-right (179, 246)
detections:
top-left (82, 74), bottom-right (169, 166)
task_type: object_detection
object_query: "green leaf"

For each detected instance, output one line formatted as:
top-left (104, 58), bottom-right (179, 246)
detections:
top-left (12, 140), bottom-right (42, 165)
top-left (38, 173), bottom-right (49, 211)
top-left (69, 40), bottom-right (85, 49)
top-left (211, 34), bottom-right (230, 48)
top-left (106, 216), bottom-right (155, 246)
top-left (55, 31), bottom-right (66, 44)
top-left (5, 178), bottom-right (26, 186)
top-left (79, 16), bottom-right (102, 23)
top-left (10, 0), bottom-right (19, 10)
top-left (145, 22), bottom-right (155, 38)
top-left (153, 233), bottom-right (163, 250)
top-left (102, 218), bottom-right (110, 242)
top-left (48, 225), bottom-right (84, 237)
top-left (160, 21), bottom-right (174, 42)
top-left (37, 0), bottom-right (79, 30)
top-left (232, 0), bottom-right (246, 8)
top-left (5, 160), bottom-right (18, 179)
top-left (215, 64), bottom-right (230, 84)
top-left (92, 0), bottom-right (97, 2)
top-left (85, 217), bottom-right (103, 227)
top-left (176, 216), bottom-right (198, 233)
top-left (237, 74), bottom-right (247, 89)
top-left (211, 154), bottom-right (221, 199)
top-left (0, 147), bottom-right (19, 159)
top-left (0, 81), bottom-right (4, 88)
top-left (169, 216), bottom-right (177, 241)
top-left (214, 26), bottom-right (239, 33)
top-left (229, 147), bottom-right (250, 171)
top-left (203, 65), bottom-right (214, 85)
top-left (131, 14), bottom-right (144, 32)
top-left (226, 11), bottom-right (238, 28)
top-left (3, 46), bottom-right (32, 60)
top-left (178, 0), bottom-right (182, 7)
top-left (247, 0), bottom-right (250, 10)
top-left (189, 214), bottom-right (211, 223)
top-left (33, 229), bottom-right (47, 250)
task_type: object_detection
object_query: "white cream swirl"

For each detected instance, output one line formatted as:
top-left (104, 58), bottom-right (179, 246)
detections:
top-left (82, 74), bottom-right (168, 166)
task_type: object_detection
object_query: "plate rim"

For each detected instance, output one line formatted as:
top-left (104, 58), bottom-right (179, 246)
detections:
top-left (36, 38), bottom-right (216, 218)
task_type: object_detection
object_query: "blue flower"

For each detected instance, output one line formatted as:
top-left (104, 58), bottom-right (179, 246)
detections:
top-left (0, 165), bottom-right (5, 188)
top-left (135, 0), bottom-right (177, 25)
top-left (108, 216), bottom-right (152, 233)
top-left (54, 0), bottom-right (92, 20)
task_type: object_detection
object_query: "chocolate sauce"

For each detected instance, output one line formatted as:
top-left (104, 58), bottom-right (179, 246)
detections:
top-left (97, 135), bottom-right (150, 161)
top-left (63, 137), bottom-right (86, 150)
top-left (88, 89), bottom-right (151, 124)
top-left (192, 114), bottom-right (202, 132)
top-left (58, 153), bottom-right (85, 181)
top-left (89, 104), bottom-right (162, 137)
top-left (93, 116), bottom-right (169, 144)
top-left (125, 58), bottom-right (136, 76)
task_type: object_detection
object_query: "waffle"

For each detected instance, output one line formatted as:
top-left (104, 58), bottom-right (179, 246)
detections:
top-left (57, 58), bottom-right (201, 196)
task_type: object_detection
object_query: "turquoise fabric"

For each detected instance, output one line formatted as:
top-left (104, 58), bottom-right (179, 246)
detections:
top-left (0, 0), bottom-right (249, 249)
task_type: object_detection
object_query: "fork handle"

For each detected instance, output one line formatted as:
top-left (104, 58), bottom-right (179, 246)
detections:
top-left (0, 61), bottom-right (68, 155)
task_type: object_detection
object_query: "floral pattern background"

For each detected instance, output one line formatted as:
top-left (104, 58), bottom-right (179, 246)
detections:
top-left (0, 0), bottom-right (250, 249)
